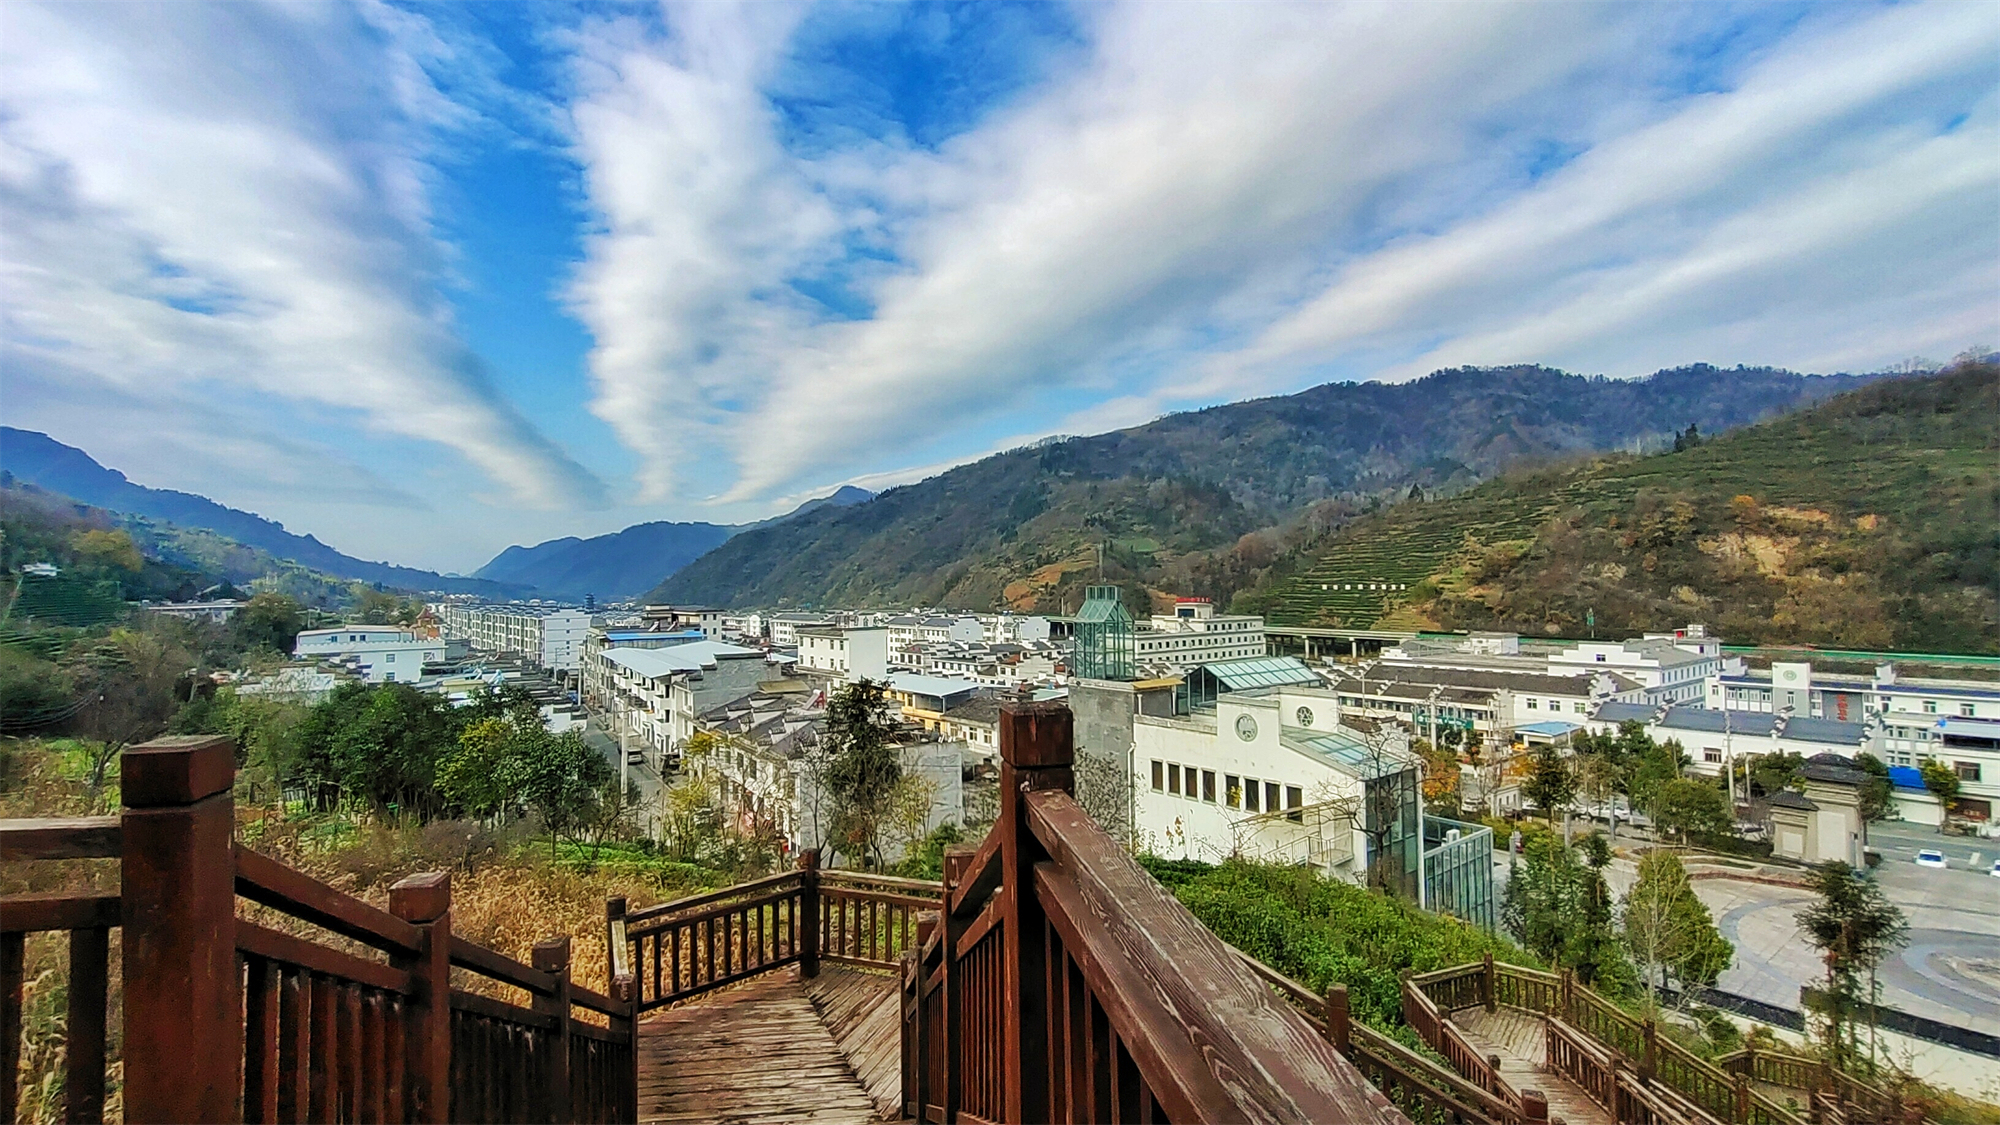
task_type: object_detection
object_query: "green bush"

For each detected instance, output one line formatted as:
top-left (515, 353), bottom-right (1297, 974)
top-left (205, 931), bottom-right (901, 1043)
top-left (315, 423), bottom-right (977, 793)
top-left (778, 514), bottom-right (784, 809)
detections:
top-left (1138, 857), bottom-right (1534, 1041)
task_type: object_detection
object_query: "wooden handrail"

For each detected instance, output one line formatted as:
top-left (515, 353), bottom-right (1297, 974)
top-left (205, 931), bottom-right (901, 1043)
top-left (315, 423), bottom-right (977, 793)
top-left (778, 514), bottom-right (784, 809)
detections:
top-left (0, 891), bottom-right (120, 933)
top-left (946, 826), bottom-right (1002, 917)
top-left (0, 815), bottom-right (120, 860)
top-left (622, 869), bottom-right (801, 927)
top-left (450, 934), bottom-right (557, 997)
top-left (235, 843), bottom-right (423, 955)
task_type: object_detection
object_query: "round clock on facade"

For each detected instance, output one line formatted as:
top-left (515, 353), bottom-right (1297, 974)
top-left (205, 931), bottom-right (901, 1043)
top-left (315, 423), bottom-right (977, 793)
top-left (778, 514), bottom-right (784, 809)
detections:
top-left (1295, 706), bottom-right (1314, 728)
top-left (1234, 713), bottom-right (1258, 741)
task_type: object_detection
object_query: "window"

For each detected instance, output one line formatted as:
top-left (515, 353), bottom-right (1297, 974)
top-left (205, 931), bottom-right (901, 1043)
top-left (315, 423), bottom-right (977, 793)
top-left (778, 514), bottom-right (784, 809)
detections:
top-left (1202, 771), bottom-right (1216, 803)
top-left (1151, 761), bottom-right (1164, 792)
top-left (1186, 766), bottom-right (1199, 798)
top-left (1962, 704), bottom-right (1977, 717)
top-left (383, 672), bottom-right (395, 682)
top-left (1225, 775), bottom-right (1240, 808)
top-left (1286, 786), bottom-right (1303, 823)
top-left (385, 653), bottom-right (396, 662)
top-left (1526, 698), bottom-right (1539, 710)
top-left (1168, 764), bottom-right (1180, 795)
top-left (1957, 761), bottom-right (1981, 782)
top-left (1924, 700), bottom-right (1938, 714)
top-left (1575, 701), bottom-right (1589, 714)
top-left (1243, 779), bottom-right (1259, 812)
top-left (1265, 782), bottom-right (1281, 814)
top-left (1704, 747), bottom-right (1723, 764)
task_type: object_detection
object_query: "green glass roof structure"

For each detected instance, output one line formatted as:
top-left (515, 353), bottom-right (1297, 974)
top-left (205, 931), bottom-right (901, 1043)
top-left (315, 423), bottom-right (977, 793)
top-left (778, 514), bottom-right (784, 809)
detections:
top-left (1202, 656), bottom-right (1319, 690)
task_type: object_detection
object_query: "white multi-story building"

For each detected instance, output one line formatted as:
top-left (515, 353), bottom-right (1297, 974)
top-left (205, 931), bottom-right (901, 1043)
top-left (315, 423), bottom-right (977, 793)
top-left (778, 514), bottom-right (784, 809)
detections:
top-left (292, 627), bottom-right (444, 685)
top-left (767, 613), bottom-right (836, 647)
top-left (435, 604), bottom-right (592, 672)
top-left (589, 641), bottom-right (770, 761)
top-left (1587, 702), bottom-right (1869, 778)
top-left (796, 626), bottom-right (890, 682)
top-left (1131, 686), bottom-right (1420, 881)
top-left (1547, 626), bottom-right (1720, 705)
top-left (1134, 598), bottom-right (1266, 670)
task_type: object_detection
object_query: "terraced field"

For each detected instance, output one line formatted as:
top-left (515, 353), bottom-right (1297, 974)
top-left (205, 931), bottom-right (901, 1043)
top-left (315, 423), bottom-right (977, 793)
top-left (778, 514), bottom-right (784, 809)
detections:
top-left (7, 575), bottom-right (128, 627)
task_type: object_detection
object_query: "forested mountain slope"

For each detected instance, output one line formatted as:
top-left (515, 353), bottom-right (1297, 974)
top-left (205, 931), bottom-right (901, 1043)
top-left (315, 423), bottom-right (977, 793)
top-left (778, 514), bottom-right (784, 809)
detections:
top-left (655, 364), bottom-right (1874, 611)
top-left (1237, 364), bottom-right (1997, 653)
top-left (0, 428), bottom-right (526, 597)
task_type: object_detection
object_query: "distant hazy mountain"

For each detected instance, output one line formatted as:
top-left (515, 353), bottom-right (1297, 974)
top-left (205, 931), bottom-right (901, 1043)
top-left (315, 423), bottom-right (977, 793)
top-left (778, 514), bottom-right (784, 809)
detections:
top-left (475, 485), bottom-right (875, 601)
top-left (652, 364), bottom-right (1880, 611)
top-left (0, 427), bottom-right (528, 597)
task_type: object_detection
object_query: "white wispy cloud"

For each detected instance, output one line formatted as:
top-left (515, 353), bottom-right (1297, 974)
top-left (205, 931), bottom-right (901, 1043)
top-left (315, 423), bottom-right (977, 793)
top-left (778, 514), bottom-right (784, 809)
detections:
top-left (565, 1), bottom-right (1998, 510)
top-left (0, 1), bottom-right (605, 514)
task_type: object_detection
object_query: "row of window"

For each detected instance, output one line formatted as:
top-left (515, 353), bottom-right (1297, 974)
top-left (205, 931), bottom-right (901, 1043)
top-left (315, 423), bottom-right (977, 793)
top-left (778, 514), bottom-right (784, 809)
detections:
top-left (1149, 760), bottom-right (1303, 819)
top-left (1523, 698), bottom-right (1589, 714)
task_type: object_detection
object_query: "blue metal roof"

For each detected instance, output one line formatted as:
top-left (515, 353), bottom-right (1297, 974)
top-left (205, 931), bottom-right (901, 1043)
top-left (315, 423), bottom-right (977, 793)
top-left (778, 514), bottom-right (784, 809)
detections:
top-left (1517, 721), bottom-right (1582, 737)
top-left (1888, 765), bottom-right (1927, 791)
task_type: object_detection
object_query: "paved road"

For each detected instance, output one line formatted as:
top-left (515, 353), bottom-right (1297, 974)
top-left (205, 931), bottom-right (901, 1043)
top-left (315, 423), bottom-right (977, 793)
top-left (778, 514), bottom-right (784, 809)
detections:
top-left (583, 720), bottom-right (665, 832)
top-left (1867, 820), bottom-right (1996, 872)
top-left (1604, 857), bottom-right (2000, 1037)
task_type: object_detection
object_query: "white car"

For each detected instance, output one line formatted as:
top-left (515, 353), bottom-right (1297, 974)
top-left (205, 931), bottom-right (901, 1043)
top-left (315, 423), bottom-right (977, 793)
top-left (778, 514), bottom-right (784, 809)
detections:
top-left (1914, 849), bottom-right (1947, 869)
top-left (1990, 858), bottom-right (2000, 879)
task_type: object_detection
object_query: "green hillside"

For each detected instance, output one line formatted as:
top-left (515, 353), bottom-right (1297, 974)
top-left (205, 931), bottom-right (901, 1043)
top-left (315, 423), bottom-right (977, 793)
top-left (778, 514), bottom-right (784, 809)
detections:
top-left (1237, 365), bottom-right (1999, 653)
top-left (657, 364), bottom-right (1873, 611)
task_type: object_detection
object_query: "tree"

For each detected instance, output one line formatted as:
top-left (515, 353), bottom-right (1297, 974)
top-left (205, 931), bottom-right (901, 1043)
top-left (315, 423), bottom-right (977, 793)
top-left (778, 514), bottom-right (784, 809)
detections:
top-left (292, 682), bottom-right (458, 817)
top-left (1573, 750), bottom-right (1624, 840)
top-left (822, 680), bottom-right (904, 869)
top-left (1627, 737), bottom-right (1691, 823)
top-left (1623, 849), bottom-right (1733, 1016)
top-left (436, 717), bottom-right (517, 820)
top-left (1501, 832), bottom-right (1631, 992)
top-left (1796, 862), bottom-right (1908, 1073)
top-left (511, 729), bottom-right (616, 856)
top-left (1850, 753), bottom-right (1894, 836)
top-left (234, 592), bottom-right (305, 654)
top-left (70, 528), bottom-right (143, 572)
top-left (1650, 778), bottom-right (1731, 844)
top-left (64, 627), bottom-right (194, 807)
top-left (1522, 741), bottom-right (1576, 828)
top-left (1917, 759), bottom-right (1959, 832)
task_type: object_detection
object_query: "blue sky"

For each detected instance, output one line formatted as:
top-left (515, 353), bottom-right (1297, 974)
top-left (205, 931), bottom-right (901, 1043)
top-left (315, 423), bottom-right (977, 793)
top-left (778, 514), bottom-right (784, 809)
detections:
top-left (2, 1), bottom-right (1995, 573)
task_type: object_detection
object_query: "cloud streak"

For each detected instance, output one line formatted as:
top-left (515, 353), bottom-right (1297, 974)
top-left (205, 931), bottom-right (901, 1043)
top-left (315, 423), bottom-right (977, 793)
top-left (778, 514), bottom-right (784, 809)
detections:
top-left (0, 1), bottom-right (606, 512)
top-left (565, 1), bottom-right (1998, 509)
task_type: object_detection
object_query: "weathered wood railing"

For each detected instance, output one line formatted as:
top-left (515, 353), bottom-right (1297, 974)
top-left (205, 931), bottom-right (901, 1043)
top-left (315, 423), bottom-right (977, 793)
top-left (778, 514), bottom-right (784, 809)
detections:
top-left (1402, 966), bottom-right (1536, 1121)
top-left (902, 700), bottom-right (1409, 1125)
top-left (608, 854), bottom-right (942, 1012)
top-left (1237, 949), bottom-right (1522, 1124)
top-left (1713, 1046), bottom-right (1905, 1123)
top-left (2, 735), bottom-right (639, 1124)
top-left (1409, 958), bottom-right (1813, 1125)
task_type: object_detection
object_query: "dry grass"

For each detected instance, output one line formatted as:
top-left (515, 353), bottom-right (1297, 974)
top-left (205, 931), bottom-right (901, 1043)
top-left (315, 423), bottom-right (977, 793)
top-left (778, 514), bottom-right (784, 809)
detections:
top-left (2, 737), bottom-right (729, 1123)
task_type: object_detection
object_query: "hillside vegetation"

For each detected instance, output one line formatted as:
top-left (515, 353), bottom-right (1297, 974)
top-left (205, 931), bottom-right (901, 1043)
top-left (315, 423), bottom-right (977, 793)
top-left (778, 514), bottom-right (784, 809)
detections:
top-left (1239, 364), bottom-right (1998, 652)
top-left (657, 364), bottom-right (1871, 610)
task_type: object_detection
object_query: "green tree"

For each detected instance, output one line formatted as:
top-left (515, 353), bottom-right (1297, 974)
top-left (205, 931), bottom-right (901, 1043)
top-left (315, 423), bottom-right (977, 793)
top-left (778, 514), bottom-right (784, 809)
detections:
top-left (1650, 778), bottom-right (1732, 844)
top-left (292, 682), bottom-right (458, 817)
top-left (510, 728), bottom-right (616, 856)
top-left (1850, 753), bottom-right (1894, 834)
top-left (1796, 862), bottom-right (1908, 1073)
top-left (70, 528), bottom-right (143, 572)
top-left (63, 627), bottom-right (195, 807)
top-left (1522, 741), bottom-right (1577, 828)
top-left (437, 717), bottom-right (517, 819)
top-left (1917, 759), bottom-right (1959, 832)
top-left (234, 592), bottom-right (305, 654)
top-left (1623, 849), bottom-right (1733, 1016)
top-left (1502, 832), bottom-right (1631, 991)
top-left (1627, 738), bottom-right (1691, 823)
top-left (822, 679), bottom-right (903, 869)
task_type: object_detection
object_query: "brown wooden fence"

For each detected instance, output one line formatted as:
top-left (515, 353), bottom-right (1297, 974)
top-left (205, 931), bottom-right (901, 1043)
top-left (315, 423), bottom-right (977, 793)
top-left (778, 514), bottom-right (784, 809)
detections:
top-left (607, 853), bottom-right (942, 1012)
top-left (901, 701), bottom-right (1408, 1125)
top-left (1407, 957), bottom-right (1818, 1125)
top-left (1, 735), bottom-right (638, 1124)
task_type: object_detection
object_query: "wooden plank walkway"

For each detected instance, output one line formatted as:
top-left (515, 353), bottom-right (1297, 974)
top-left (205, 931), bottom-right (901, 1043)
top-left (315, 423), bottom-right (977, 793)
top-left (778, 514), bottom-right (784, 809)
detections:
top-left (1450, 1007), bottom-right (1615, 1125)
top-left (638, 968), bottom-right (894, 1124)
top-left (803, 966), bottom-right (905, 1120)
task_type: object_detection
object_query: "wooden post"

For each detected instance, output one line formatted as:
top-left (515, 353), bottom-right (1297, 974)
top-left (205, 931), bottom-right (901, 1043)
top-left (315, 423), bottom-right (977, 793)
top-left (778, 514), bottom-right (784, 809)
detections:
top-left (1521, 1088), bottom-right (1549, 1123)
top-left (611, 973), bottom-right (639, 1125)
top-left (120, 735), bottom-right (240, 1124)
top-left (941, 844), bottom-right (976, 1122)
top-left (1483, 951), bottom-right (1497, 1012)
top-left (605, 897), bottom-right (630, 1001)
top-left (999, 700), bottom-right (1073, 1125)
top-left (1734, 1072), bottom-right (1752, 1124)
top-left (798, 849), bottom-right (822, 979)
top-left (912, 912), bottom-right (938, 1122)
top-left (390, 872), bottom-right (453, 1124)
top-left (1639, 1018), bottom-right (1659, 1083)
top-left (534, 937), bottom-right (573, 1124)
top-left (1487, 1054), bottom-right (1505, 1096)
top-left (1325, 983), bottom-right (1352, 1054)
top-left (67, 924), bottom-right (110, 1123)
top-left (1560, 966), bottom-right (1575, 1022)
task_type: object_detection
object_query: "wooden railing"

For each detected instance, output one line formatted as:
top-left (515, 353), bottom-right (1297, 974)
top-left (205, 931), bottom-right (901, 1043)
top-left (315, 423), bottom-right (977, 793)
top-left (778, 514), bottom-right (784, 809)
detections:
top-left (1237, 949), bottom-right (1521, 1124)
top-left (1402, 967), bottom-right (1537, 1121)
top-left (1713, 1046), bottom-right (1906, 1123)
top-left (1408, 958), bottom-right (1817, 1125)
top-left (902, 701), bottom-right (1409, 1125)
top-left (1, 735), bottom-right (638, 1124)
top-left (609, 854), bottom-right (942, 1012)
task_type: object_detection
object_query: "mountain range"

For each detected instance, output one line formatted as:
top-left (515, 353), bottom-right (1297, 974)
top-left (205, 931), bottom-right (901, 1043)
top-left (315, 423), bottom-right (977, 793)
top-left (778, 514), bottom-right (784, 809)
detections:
top-left (472, 486), bottom-right (872, 600)
top-left (1236, 363), bottom-right (1997, 652)
top-left (0, 427), bottom-right (531, 598)
top-left (652, 364), bottom-right (1879, 612)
